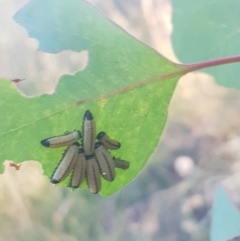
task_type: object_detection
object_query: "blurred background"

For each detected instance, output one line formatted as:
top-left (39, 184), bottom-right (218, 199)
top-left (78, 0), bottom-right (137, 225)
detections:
top-left (1, 0), bottom-right (240, 240)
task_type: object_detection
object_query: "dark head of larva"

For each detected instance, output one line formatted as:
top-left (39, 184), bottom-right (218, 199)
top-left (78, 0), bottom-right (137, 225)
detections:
top-left (86, 154), bottom-right (95, 160)
top-left (50, 179), bottom-right (59, 184)
top-left (95, 142), bottom-right (102, 149)
top-left (40, 139), bottom-right (50, 147)
top-left (71, 185), bottom-right (78, 189)
top-left (97, 132), bottom-right (105, 139)
top-left (84, 110), bottom-right (93, 120)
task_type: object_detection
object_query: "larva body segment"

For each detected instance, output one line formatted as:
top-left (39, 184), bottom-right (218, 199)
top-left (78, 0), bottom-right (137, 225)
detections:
top-left (41, 131), bottom-right (81, 148)
top-left (113, 158), bottom-right (130, 170)
top-left (97, 132), bottom-right (121, 150)
top-left (70, 149), bottom-right (87, 188)
top-left (50, 143), bottom-right (79, 184)
top-left (82, 110), bottom-right (96, 156)
top-left (86, 155), bottom-right (101, 194)
top-left (95, 142), bottom-right (115, 182)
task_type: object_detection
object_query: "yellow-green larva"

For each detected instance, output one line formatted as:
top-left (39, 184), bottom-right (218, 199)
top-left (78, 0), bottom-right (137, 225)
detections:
top-left (82, 110), bottom-right (96, 156)
top-left (95, 142), bottom-right (115, 182)
top-left (113, 158), bottom-right (130, 170)
top-left (50, 143), bottom-right (79, 184)
top-left (97, 132), bottom-right (121, 150)
top-left (41, 131), bottom-right (81, 148)
top-left (86, 155), bottom-right (101, 194)
top-left (69, 149), bottom-right (87, 188)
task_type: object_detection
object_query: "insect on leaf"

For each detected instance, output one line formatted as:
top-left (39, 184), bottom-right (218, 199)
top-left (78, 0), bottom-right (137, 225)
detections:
top-left (0, 0), bottom-right (185, 196)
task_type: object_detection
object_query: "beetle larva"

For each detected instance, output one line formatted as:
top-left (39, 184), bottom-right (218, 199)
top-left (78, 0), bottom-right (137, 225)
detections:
top-left (113, 158), bottom-right (130, 170)
top-left (97, 131), bottom-right (121, 150)
top-left (95, 142), bottom-right (115, 182)
top-left (82, 110), bottom-right (96, 156)
top-left (86, 155), bottom-right (101, 194)
top-left (50, 143), bottom-right (79, 184)
top-left (41, 131), bottom-right (81, 148)
top-left (69, 149), bottom-right (87, 188)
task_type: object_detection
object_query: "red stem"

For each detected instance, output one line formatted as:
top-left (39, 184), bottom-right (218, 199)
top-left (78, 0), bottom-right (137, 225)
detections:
top-left (226, 235), bottom-right (240, 241)
top-left (178, 55), bottom-right (240, 74)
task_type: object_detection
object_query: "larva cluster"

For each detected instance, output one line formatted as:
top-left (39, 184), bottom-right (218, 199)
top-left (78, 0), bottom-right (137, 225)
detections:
top-left (40, 110), bottom-right (130, 194)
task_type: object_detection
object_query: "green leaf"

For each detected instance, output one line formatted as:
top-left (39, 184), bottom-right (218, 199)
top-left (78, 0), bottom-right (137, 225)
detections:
top-left (0, 0), bottom-right (183, 196)
top-left (211, 187), bottom-right (240, 241)
top-left (172, 0), bottom-right (240, 89)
